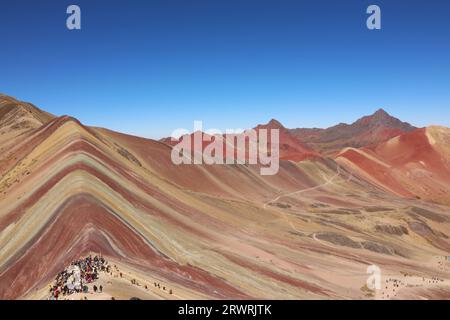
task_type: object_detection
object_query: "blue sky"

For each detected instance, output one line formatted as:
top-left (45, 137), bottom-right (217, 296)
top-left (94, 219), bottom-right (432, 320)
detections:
top-left (1, 0), bottom-right (449, 138)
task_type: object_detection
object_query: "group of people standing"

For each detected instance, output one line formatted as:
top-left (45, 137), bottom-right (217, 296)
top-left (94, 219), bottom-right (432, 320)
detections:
top-left (49, 255), bottom-right (109, 300)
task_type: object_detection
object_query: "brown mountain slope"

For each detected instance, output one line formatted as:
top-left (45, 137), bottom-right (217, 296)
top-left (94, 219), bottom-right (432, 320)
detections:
top-left (0, 95), bottom-right (54, 130)
top-left (290, 109), bottom-right (416, 154)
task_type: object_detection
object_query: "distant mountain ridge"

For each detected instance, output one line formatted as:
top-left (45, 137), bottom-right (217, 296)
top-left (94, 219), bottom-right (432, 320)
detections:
top-left (254, 118), bottom-right (319, 161)
top-left (160, 108), bottom-right (417, 159)
top-left (289, 109), bottom-right (417, 154)
top-left (1, 95), bottom-right (417, 157)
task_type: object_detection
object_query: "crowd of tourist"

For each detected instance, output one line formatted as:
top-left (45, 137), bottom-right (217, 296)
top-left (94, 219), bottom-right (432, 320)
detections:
top-left (49, 255), bottom-right (109, 300)
top-left (49, 255), bottom-right (175, 300)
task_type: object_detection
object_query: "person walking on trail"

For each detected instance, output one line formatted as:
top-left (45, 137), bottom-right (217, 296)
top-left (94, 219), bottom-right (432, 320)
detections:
top-left (99, 285), bottom-right (103, 293)
top-left (93, 285), bottom-right (98, 293)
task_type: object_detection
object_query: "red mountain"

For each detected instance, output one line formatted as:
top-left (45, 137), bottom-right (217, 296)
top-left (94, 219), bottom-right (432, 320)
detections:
top-left (254, 119), bottom-right (319, 161)
top-left (160, 119), bottom-right (319, 162)
top-left (289, 109), bottom-right (417, 154)
top-left (336, 126), bottom-right (450, 204)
